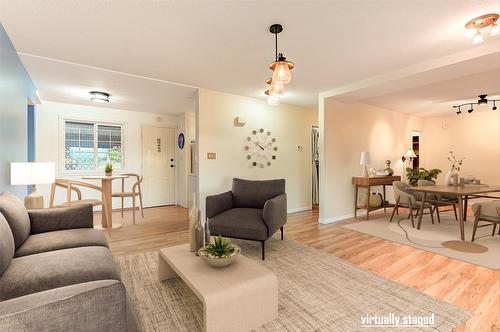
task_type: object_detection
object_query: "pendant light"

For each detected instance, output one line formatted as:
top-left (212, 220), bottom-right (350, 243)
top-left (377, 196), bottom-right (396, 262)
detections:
top-left (268, 24), bottom-right (294, 84)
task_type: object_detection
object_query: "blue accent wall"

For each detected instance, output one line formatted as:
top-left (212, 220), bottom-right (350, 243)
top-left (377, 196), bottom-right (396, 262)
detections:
top-left (0, 23), bottom-right (37, 197)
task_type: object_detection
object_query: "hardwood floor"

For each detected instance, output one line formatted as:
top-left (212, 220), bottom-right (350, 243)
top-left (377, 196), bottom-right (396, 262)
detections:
top-left (97, 206), bottom-right (499, 332)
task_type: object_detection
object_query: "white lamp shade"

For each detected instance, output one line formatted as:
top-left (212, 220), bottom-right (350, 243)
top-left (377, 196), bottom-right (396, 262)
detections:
top-left (10, 162), bottom-right (55, 185)
top-left (404, 149), bottom-right (417, 159)
top-left (359, 152), bottom-right (371, 165)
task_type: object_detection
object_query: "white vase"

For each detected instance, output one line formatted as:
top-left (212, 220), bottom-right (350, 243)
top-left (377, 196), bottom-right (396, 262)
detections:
top-left (445, 170), bottom-right (456, 186)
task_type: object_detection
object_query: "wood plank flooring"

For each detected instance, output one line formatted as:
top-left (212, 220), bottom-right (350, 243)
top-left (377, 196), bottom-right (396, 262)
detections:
top-left (96, 206), bottom-right (499, 332)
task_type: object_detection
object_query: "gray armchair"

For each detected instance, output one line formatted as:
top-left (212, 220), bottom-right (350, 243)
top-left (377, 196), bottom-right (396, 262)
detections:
top-left (206, 178), bottom-right (287, 260)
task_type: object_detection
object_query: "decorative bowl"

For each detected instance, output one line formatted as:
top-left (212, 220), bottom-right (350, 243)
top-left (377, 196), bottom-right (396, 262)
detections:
top-left (198, 245), bottom-right (241, 268)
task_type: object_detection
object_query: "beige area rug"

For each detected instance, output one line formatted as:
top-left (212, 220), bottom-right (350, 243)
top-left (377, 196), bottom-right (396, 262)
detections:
top-left (116, 238), bottom-right (469, 331)
top-left (343, 213), bottom-right (500, 269)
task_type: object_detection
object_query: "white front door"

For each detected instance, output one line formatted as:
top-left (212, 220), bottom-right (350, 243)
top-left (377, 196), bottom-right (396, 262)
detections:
top-left (141, 126), bottom-right (175, 207)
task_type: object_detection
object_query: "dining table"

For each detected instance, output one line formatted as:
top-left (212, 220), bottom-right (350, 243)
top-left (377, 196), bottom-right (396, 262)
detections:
top-left (408, 184), bottom-right (500, 241)
top-left (82, 174), bottom-right (129, 229)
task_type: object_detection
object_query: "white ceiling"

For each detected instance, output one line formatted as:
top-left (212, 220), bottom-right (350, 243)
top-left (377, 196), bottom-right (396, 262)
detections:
top-left (0, 0), bottom-right (499, 113)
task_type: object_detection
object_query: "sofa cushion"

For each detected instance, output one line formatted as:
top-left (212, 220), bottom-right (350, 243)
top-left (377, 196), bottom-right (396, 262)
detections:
top-left (232, 178), bottom-right (285, 209)
top-left (0, 246), bottom-right (120, 301)
top-left (209, 208), bottom-right (268, 241)
top-left (0, 214), bottom-right (15, 275)
top-left (15, 228), bottom-right (109, 258)
top-left (0, 192), bottom-right (30, 248)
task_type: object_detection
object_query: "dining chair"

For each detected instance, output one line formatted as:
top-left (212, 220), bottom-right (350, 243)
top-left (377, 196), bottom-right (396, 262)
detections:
top-left (390, 181), bottom-right (435, 227)
top-left (417, 179), bottom-right (458, 222)
top-left (112, 173), bottom-right (144, 224)
top-left (471, 201), bottom-right (500, 241)
top-left (49, 179), bottom-right (107, 225)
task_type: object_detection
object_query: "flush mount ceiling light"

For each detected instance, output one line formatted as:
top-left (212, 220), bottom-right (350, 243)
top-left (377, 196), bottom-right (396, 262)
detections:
top-left (452, 94), bottom-right (499, 115)
top-left (264, 24), bottom-right (295, 105)
top-left (89, 91), bottom-right (110, 103)
top-left (464, 13), bottom-right (499, 44)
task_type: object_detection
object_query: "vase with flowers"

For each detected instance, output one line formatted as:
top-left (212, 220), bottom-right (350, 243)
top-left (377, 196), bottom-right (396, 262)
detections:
top-left (445, 151), bottom-right (464, 185)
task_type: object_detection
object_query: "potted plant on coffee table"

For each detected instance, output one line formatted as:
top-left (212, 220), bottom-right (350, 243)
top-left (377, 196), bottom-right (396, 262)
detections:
top-left (198, 235), bottom-right (241, 268)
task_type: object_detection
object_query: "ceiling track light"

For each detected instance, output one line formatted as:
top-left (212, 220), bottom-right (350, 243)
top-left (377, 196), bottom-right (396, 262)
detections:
top-left (264, 24), bottom-right (295, 105)
top-left (89, 91), bottom-right (110, 103)
top-left (464, 13), bottom-right (499, 44)
top-left (453, 94), bottom-right (500, 115)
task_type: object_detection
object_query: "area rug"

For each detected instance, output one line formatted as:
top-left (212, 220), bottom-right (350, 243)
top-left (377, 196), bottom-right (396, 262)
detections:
top-left (115, 238), bottom-right (470, 331)
top-left (343, 213), bottom-right (500, 269)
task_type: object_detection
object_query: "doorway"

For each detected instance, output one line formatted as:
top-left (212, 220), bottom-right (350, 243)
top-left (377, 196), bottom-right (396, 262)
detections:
top-left (141, 126), bottom-right (176, 207)
top-left (311, 126), bottom-right (319, 206)
top-left (411, 131), bottom-right (420, 169)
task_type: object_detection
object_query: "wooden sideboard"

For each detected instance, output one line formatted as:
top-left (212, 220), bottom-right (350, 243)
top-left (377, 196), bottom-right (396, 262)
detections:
top-left (352, 175), bottom-right (401, 220)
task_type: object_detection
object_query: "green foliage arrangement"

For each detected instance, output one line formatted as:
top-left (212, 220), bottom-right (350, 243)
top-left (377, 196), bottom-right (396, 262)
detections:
top-left (104, 163), bottom-right (113, 174)
top-left (406, 167), bottom-right (442, 186)
top-left (199, 236), bottom-right (239, 258)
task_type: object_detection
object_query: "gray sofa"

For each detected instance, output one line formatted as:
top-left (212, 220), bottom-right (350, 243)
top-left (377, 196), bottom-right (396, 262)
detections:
top-left (0, 192), bottom-right (139, 332)
top-left (206, 178), bottom-right (287, 260)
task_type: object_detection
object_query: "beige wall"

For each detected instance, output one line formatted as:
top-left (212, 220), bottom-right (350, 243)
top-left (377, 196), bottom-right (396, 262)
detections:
top-left (319, 98), bottom-right (423, 223)
top-left (420, 110), bottom-right (500, 185)
top-left (197, 89), bottom-right (317, 220)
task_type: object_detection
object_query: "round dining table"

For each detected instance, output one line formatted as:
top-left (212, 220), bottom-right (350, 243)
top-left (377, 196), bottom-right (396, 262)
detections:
top-left (82, 174), bottom-right (129, 229)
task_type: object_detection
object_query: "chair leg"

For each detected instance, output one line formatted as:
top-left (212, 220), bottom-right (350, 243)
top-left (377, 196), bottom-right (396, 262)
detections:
top-left (138, 187), bottom-right (145, 218)
top-left (390, 198), bottom-right (399, 223)
top-left (471, 214), bottom-right (480, 242)
top-left (121, 197), bottom-right (124, 218)
top-left (429, 207), bottom-right (435, 224)
top-left (261, 241), bottom-right (265, 260)
top-left (492, 224), bottom-right (497, 237)
top-left (435, 206), bottom-right (441, 223)
top-left (409, 201), bottom-right (415, 228)
top-left (280, 226), bottom-right (284, 240)
top-left (132, 196), bottom-right (136, 225)
top-left (453, 204), bottom-right (458, 221)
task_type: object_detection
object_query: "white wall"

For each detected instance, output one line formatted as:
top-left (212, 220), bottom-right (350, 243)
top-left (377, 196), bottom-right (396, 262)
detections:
top-left (420, 110), bottom-right (500, 185)
top-left (0, 24), bottom-right (37, 197)
top-left (197, 89), bottom-right (317, 221)
top-left (35, 101), bottom-right (190, 208)
top-left (319, 97), bottom-right (423, 223)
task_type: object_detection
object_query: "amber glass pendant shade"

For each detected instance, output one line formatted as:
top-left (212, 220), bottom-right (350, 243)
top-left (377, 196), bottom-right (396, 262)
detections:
top-left (271, 60), bottom-right (292, 84)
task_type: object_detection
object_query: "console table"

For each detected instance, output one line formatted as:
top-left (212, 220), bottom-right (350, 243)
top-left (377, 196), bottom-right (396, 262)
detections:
top-left (352, 175), bottom-right (401, 220)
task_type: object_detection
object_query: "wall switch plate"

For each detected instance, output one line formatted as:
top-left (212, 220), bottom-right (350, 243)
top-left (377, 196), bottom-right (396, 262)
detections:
top-left (207, 152), bottom-right (216, 160)
top-left (297, 145), bottom-right (303, 151)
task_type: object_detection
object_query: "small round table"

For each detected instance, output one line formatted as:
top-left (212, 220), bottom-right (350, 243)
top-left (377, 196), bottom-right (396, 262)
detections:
top-left (82, 175), bottom-right (129, 229)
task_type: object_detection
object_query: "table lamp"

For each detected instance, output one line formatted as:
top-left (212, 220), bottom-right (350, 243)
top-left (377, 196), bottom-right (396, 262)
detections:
top-left (359, 152), bottom-right (371, 177)
top-left (10, 162), bottom-right (55, 209)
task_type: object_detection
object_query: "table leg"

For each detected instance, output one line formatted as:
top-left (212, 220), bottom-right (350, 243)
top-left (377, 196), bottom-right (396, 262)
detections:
top-left (416, 192), bottom-right (427, 230)
top-left (463, 196), bottom-right (468, 222)
top-left (383, 185), bottom-right (387, 213)
top-left (158, 254), bottom-right (177, 281)
top-left (457, 195), bottom-right (465, 241)
top-left (101, 180), bottom-right (113, 228)
top-left (354, 185), bottom-right (359, 218)
top-left (366, 185), bottom-right (370, 220)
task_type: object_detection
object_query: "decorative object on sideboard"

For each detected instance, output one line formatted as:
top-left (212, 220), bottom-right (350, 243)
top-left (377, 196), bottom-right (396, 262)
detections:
top-left (10, 162), bottom-right (55, 209)
top-left (104, 163), bottom-right (113, 176)
top-left (405, 167), bottom-right (442, 187)
top-left (359, 152), bottom-right (371, 177)
top-left (401, 148), bottom-right (417, 163)
top-left (362, 192), bottom-right (383, 208)
top-left (264, 23), bottom-right (295, 105)
top-left (463, 13), bottom-right (499, 44)
top-left (384, 160), bottom-right (394, 176)
top-left (446, 151), bottom-right (465, 185)
top-left (245, 128), bottom-right (277, 168)
top-left (189, 193), bottom-right (198, 252)
top-left (198, 235), bottom-right (241, 268)
top-left (453, 94), bottom-right (499, 114)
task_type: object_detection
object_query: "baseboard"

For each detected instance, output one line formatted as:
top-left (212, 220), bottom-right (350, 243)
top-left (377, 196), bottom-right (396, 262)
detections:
top-left (288, 206), bottom-right (312, 213)
top-left (318, 210), bottom-right (371, 224)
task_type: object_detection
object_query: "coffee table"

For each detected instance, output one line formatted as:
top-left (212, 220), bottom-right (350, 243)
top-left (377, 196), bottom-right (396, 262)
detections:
top-left (158, 244), bottom-right (278, 332)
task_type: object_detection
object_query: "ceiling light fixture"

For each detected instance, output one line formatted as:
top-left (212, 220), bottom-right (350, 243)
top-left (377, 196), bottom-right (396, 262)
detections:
top-left (453, 94), bottom-right (500, 115)
top-left (464, 13), bottom-right (499, 44)
top-left (264, 24), bottom-right (295, 105)
top-left (90, 91), bottom-right (110, 103)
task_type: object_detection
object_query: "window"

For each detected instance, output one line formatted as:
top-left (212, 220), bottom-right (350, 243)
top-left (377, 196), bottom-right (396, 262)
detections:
top-left (64, 121), bottom-right (123, 171)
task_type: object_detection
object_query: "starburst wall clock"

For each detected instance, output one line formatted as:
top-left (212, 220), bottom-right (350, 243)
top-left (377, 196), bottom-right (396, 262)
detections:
top-left (245, 128), bottom-right (278, 167)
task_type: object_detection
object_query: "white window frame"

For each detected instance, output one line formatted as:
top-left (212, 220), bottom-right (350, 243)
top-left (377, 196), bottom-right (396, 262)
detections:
top-left (59, 117), bottom-right (126, 175)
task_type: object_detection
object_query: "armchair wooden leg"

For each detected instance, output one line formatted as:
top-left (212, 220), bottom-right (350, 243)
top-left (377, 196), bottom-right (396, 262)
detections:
top-left (453, 204), bottom-right (458, 221)
top-left (138, 186), bottom-right (145, 218)
top-left (280, 226), bottom-right (284, 240)
top-left (390, 198), bottom-right (399, 223)
top-left (492, 224), bottom-right (497, 237)
top-left (409, 201), bottom-right (415, 228)
top-left (261, 241), bottom-right (265, 260)
top-left (435, 206), bottom-right (441, 223)
top-left (471, 214), bottom-right (480, 242)
top-left (429, 207), bottom-right (435, 224)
